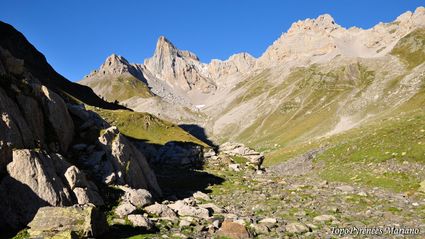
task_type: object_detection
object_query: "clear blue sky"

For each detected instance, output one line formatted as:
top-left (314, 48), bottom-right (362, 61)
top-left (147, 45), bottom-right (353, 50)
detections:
top-left (1, 1), bottom-right (424, 81)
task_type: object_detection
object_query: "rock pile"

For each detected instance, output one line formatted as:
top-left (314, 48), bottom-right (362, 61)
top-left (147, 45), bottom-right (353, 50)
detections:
top-left (219, 142), bottom-right (265, 169)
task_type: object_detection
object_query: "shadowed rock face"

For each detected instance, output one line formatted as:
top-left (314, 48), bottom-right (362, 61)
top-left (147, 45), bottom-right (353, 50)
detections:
top-left (0, 22), bottom-right (163, 233)
top-left (0, 21), bottom-right (126, 110)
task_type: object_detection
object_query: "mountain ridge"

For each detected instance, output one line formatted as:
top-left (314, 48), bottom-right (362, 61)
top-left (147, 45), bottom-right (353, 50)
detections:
top-left (79, 7), bottom-right (425, 153)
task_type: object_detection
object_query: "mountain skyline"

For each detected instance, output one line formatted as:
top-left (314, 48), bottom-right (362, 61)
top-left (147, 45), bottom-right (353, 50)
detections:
top-left (1, 1), bottom-right (424, 81)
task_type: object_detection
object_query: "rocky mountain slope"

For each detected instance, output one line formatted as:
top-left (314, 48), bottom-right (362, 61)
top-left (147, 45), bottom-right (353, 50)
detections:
top-left (80, 7), bottom-right (425, 157)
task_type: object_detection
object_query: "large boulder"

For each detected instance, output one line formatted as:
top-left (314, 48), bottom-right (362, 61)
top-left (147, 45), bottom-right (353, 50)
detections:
top-left (0, 149), bottom-right (74, 229)
top-left (119, 186), bottom-right (154, 208)
top-left (64, 166), bottom-right (104, 206)
top-left (27, 205), bottom-right (107, 238)
top-left (97, 126), bottom-right (162, 197)
top-left (216, 220), bottom-right (251, 239)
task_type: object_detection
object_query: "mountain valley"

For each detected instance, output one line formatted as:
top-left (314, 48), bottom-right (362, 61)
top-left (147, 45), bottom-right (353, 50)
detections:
top-left (0, 6), bottom-right (425, 239)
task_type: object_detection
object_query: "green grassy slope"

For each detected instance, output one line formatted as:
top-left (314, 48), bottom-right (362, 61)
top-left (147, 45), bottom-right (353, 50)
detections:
top-left (391, 28), bottom-right (425, 69)
top-left (89, 107), bottom-right (208, 147)
top-left (84, 76), bottom-right (153, 103)
top-left (233, 63), bottom-right (376, 150)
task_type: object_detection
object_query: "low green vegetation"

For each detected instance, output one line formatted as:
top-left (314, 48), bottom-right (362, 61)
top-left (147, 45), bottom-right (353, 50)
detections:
top-left (86, 76), bottom-right (153, 103)
top-left (317, 109), bottom-right (425, 192)
top-left (391, 28), bottom-right (425, 69)
top-left (89, 107), bottom-right (208, 146)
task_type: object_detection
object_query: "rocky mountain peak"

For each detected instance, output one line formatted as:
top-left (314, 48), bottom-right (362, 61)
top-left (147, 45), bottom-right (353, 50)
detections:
top-left (151, 36), bottom-right (200, 62)
top-left (102, 54), bottom-right (130, 68)
top-left (154, 36), bottom-right (178, 57)
top-left (144, 36), bottom-right (215, 93)
top-left (287, 13), bottom-right (341, 35)
top-left (85, 53), bottom-right (133, 77)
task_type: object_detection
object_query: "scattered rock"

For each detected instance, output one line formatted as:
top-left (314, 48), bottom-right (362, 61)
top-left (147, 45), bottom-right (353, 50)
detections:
top-left (193, 191), bottom-right (211, 201)
top-left (169, 200), bottom-right (210, 219)
top-left (127, 214), bottom-right (154, 230)
top-left (144, 203), bottom-right (178, 220)
top-left (216, 220), bottom-right (251, 238)
top-left (220, 142), bottom-right (264, 169)
top-left (199, 203), bottom-right (225, 214)
top-left (115, 203), bottom-right (136, 218)
top-left (259, 218), bottom-right (277, 224)
top-left (252, 223), bottom-right (270, 235)
top-left (313, 214), bottom-right (336, 223)
top-left (212, 220), bottom-right (221, 228)
top-left (229, 163), bottom-right (241, 172)
top-left (120, 186), bottom-right (154, 208)
top-left (285, 222), bottom-right (309, 234)
top-left (336, 185), bottom-right (354, 193)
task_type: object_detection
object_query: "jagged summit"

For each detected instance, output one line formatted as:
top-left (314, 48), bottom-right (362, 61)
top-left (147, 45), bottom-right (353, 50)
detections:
top-left (144, 36), bottom-right (215, 93)
top-left (83, 53), bottom-right (131, 78)
top-left (287, 13), bottom-right (341, 34)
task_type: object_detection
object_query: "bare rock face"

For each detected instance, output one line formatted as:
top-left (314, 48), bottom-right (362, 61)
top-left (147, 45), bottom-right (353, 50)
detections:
top-left (0, 140), bottom-right (12, 173)
top-left (144, 36), bottom-right (216, 93)
top-left (27, 205), bottom-right (107, 238)
top-left (0, 87), bottom-right (35, 148)
top-left (37, 85), bottom-right (74, 152)
top-left (258, 8), bottom-right (425, 67)
top-left (207, 52), bottom-right (256, 79)
top-left (16, 95), bottom-right (45, 146)
top-left (98, 126), bottom-right (162, 197)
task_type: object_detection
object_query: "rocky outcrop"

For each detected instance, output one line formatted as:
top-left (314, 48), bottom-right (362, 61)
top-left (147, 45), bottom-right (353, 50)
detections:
top-left (98, 126), bottom-right (162, 197)
top-left (37, 85), bottom-right (74, 152)
top-left (27, 205), bottom-right (107, 238)
top-left (154, 142), bottom-right (204, 168)
top-left (0, 149), bottom-right (73, 229)
top-left (207, 52), bottom-right (256, 79)
top-left (63, 165), bottom-right (104, 206)
top-left (258, 7), bottom-right (425, 67)
top-left (0, 22), bottom-right (164, 235)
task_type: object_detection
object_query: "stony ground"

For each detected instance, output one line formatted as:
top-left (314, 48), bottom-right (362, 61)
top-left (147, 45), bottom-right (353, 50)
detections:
top-left (112, 153), bottom-right (425, 239)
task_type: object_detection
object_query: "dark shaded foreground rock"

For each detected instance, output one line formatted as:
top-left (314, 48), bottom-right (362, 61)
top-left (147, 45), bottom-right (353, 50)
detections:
top-left (27, 204), bottom-right (107, 238)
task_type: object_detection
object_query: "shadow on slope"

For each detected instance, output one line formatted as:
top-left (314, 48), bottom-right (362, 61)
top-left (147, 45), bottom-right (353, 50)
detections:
top-left (0, 177), bottom-right (50, 238)
top-left (179, 123), bottom-right (217, 148)
top-left (131, 138), bottom-right (224, 200)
